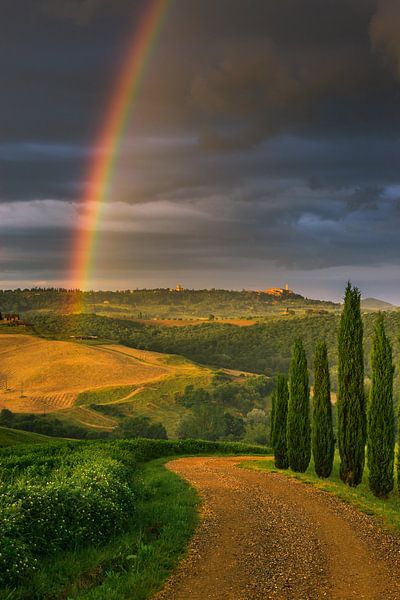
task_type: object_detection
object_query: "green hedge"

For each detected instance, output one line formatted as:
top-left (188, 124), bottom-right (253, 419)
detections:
top-left (0, 438), bottom-right (270, 588)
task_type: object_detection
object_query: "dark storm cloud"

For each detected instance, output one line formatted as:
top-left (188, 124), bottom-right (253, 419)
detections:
top-left (2, 0), bottom-right (400, 296)
top-left (370, 0), bottom-right (400, 75)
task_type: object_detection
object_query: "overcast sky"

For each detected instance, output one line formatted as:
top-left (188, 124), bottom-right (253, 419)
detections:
top-left (2, 0), bottom-right (400, 301)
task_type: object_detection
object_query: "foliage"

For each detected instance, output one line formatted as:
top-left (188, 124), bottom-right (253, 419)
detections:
top-left (118, 416), bottom-right (168, 440)
top-left (25, 309), bottom-right (400, 385)
top-left (273, 374), bottom-right (289, 469)
top-left (287, 339), bottom-right (311, 472)
top-left (312, 341), bottom-right (335, 478)
top-left (337, 283), bottom-right (366, 486)
top-left (0, 409), bottom-right (102, 439)
top-left (367, 315), bottom-right (395, 497)
top-left (0, 438), bottom-right (270, 592)
top-left (0, 287), bottom-right (334, 319)
top-left (177, 403), bottom-right (225, 440)
top-left (243, 408), bottom-right (270, 445)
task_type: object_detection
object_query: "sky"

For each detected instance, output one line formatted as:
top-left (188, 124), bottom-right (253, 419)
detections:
top-left (2, 0), bottom-right (400, 302)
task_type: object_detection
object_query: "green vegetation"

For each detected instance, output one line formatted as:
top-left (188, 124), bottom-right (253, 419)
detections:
top-left (0, 287), bottom-right (336, 319)
top-left (0, 409), bottom-right (111, 440)
top-left (175, 375), bottom-right (272, 443)
top-left (312, 341), bottom-right (334, 478)
top-left (0, 438), bottom-right (270, 599)
top-left (0, 426), bottom-right (55, 447)
top-left (77, 385), bottom-right (135, 406)
top-left (242, 454), bottom-right (400, 533)
top-left (337, 283), bottom-right (366, 486)
top-left (287, 340), bottom-right (311, 473)
top-left (367, 315), bottom-right (395, 498)
top-left (272, 374), bottom-right (289, 469)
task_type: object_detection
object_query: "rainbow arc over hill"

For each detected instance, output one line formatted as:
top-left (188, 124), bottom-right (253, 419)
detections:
top-left (69, 0), bottom-right (171, 306)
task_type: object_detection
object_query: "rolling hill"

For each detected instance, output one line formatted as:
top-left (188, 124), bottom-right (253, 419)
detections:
top-left (361, 297), bottom-right (397, 310)
top-left (0, 333), bottom-right (223, 435)
top-left (0, 426), bottom-right (55, 447)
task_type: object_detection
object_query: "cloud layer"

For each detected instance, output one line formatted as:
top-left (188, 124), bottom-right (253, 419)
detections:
top-left (2, 0), bottom-right (400, 300)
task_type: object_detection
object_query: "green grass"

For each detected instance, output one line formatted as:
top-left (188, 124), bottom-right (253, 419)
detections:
top-left (76, 385), bottom-right (136, 407)
top-left (242, 453), bottom-right (400, 532)
top-left (3, 458), bottom-right (198, 600)
top-left (0, 438), bottom-right (269, 600)
top-left (0, 426), bottom-right (55, 447)
top-left (126, 372), bottom-right (213, 437)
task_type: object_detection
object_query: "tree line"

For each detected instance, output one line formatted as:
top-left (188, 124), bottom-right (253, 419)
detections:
top-left (271, 282), bottom-right (395, 498)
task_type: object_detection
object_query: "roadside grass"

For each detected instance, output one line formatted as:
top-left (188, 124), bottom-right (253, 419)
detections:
top-left (242, 453), bottom-right (400, 532)
top-left (1, 457), bottom-right (198, 600)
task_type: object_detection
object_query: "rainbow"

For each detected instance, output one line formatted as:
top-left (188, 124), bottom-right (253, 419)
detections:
top-left (69, 0), bottom-right (171, 304)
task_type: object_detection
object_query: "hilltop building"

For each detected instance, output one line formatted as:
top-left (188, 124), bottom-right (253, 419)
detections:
top-left (262, 283), bottom-right (293, 296)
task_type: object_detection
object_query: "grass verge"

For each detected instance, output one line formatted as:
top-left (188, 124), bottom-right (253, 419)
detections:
top-left (2, 457), bottom-right (198, 600)
top-left (242, 453), bottom-right (400, 533)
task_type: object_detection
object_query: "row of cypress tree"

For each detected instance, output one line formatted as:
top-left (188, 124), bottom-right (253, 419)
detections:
top-left (271, 282), bottom-right (396, 498)
top-left (270, 338), bottom-right (334, 478)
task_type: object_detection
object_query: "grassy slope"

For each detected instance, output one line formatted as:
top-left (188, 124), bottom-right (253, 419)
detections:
top-left (0, 426), bottom-right (55, 447)
top-left (243, 454), bottom-right (400, 532)
top-left (0, 334), bottom-right (218, 435)
top-left (56, 349), bottom-right (215, 435)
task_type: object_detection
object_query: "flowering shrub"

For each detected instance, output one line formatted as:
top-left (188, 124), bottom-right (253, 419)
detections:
top-left (0, 438), bottom-right (267, 587)
top-left (0, 443), bottom-right (138, 586)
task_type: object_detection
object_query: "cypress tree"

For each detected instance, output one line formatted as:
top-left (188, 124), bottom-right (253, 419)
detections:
top-left (367, 314), bottom-right (394, 497)
top-left (270, 389), bottom-right (276, 448)
top-left (312, 341), bottom-right (334, 478)
top-left (287, 339), bottom-right (311, 472)
top-left (273, 374), bottom-right (289, 469)
top-left (337, 282), bottom-right (366, 486)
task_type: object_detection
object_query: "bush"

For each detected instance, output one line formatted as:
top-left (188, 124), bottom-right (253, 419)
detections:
top-left (0, 438), bottom-right (270, 588)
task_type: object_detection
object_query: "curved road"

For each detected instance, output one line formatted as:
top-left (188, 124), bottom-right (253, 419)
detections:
top-left (155, 456), bottom-right (400, 600)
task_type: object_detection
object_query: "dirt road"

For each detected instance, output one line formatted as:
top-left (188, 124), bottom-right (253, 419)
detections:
top-left (155, 456), bottom-right (400, 600)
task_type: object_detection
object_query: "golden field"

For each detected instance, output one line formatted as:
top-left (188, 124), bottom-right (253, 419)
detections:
top-left (0, 334), bottom-right (167, 413)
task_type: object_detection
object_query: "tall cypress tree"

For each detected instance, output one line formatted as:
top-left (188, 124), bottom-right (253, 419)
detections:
top-left (367, 314), bottom-right (395, 497)
top-left (287, 339), bottom-right (311, 472)
top-left (273, 374), bottom-right (289, 469)
top-left (270, 388), bottom-right (276, 448)
top-left (337, 282), bottom-right (366, 486)
top-left (312, 341), bottom-right (334, 478)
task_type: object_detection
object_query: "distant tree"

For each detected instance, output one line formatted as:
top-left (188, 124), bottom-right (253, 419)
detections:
top-left (367, 314), bottom-right (395, 497)
top-left (119, 416), bottom-right (167, 440)
top-left (337, 283), bottom-right (366, 486)
top-left (273, 374), bottom-right (289, 469)
top-left (312, 341), bottom-right (334, 478)
top-left (287, 339), bottom-right (311, 472)
top-left (223, 412), bottom-right (245, 439)
top-left (177, 403), bottom-right (225, 440)
top-left (0, 408), bottom-right (14, 426)
top-left (244, 408), bottom-right (269, 445)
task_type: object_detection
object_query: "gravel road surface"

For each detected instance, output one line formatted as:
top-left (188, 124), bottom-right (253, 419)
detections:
top-left (155, 456), bottom-right (400, 600)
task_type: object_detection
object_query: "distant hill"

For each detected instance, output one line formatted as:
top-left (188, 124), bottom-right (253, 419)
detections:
top-left (0, 286), bottom-right (338, 319)
top-left (0, 426), bottom-right (54, 447)
top-left (361, 297), bottom-right (397, 311)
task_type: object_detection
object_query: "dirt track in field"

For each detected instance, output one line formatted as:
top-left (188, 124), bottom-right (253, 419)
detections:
top-left (155, 456), bottom-right (400, 600)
